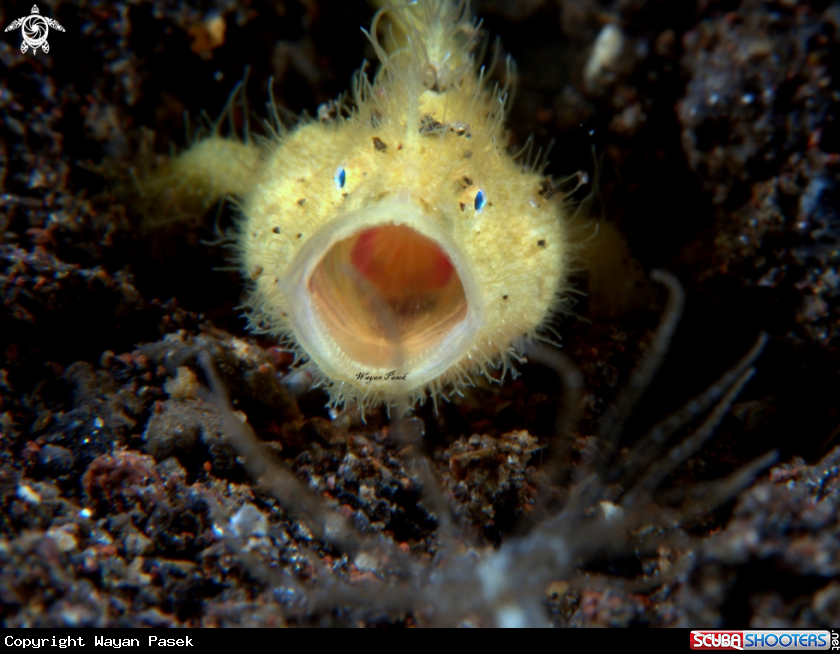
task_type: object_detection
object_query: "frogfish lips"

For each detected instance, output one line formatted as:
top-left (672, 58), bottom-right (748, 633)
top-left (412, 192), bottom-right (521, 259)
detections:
top-left (281, 200), bottom-right (483, 397)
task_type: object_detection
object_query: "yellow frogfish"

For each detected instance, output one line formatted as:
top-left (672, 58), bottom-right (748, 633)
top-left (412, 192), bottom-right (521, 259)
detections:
top-left (147, 0), bottom-right (573, 409)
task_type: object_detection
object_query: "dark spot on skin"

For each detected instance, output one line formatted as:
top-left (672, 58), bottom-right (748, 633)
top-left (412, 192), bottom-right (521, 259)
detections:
top-left (397, 143), bottom-right (403, 150)
top-left (450, 121), bottom-right (470, 137)
top-left (372, 136), bottom-right (387, 151)
top-left (272, 227), bottom-right (281, 234)
top-left (464, 151), bottom-right (473, 159)
top-left (342, 192), bottom-right (348, 198)
top-left (538, 177), bottom-right (557, 199)
top-left (460, 202), bottom-right (466, 211)
top-left (297, 233), bottom-right (302, 239)
top-left (503, 295), bottom-right (508, 300)
top-left (463, 176), bottom-right (473, 187)
top-left (297, 177), bottom-right (305, 183)
top-left (297, 198), bottom-right (306, 206)
top-left (537, 239), bottom-right (546, 247)
top-left (420, 115), bottom-right (443, 134)
top-left (318, 100), bottom-right (338, 123)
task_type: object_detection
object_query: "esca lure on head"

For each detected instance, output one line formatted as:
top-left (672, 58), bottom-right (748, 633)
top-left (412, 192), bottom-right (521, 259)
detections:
top-left (149, 0), bottom-right (574, 410)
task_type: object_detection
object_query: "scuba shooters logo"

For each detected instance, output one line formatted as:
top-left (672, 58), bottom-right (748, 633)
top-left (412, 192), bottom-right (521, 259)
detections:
top-left (4, 5), bottom-right (65, 54)
top-left (690, 631), bottom-right (836, 650)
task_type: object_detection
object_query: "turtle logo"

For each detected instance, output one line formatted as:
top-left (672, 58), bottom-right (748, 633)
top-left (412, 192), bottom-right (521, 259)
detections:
top-left (4, 5), bottom-right (65, 54)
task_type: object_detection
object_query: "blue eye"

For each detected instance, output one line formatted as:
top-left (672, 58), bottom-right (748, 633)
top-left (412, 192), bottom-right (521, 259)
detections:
top-left (474, 189), bottom-right (486, 212)
top-left (334, 167), bottom-right (346, 189)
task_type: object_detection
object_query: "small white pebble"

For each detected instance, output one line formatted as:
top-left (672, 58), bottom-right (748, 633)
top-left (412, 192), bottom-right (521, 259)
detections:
top-left (16, 484), bottom-right (41, 505)
top-left (283, 368), bottom-right (314, 398)
top-left (497, 604), bottom-right (530, 629)
top-left (230, 503), bottom-right (269, 538)
top-left (47, 526), bottom-right (78, 552)
top-left (354, 552), bottom-right (378, 572)
top-left (585, 24), bottom-right (625, 90)
top-left (163, 366), bottom-right (200, 400)
top-left (599, 500), bottom-right (624, 522)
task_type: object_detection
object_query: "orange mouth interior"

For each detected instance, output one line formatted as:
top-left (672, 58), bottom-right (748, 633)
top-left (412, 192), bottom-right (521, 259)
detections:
top-left (309, 224), bottom-right (468, 370)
